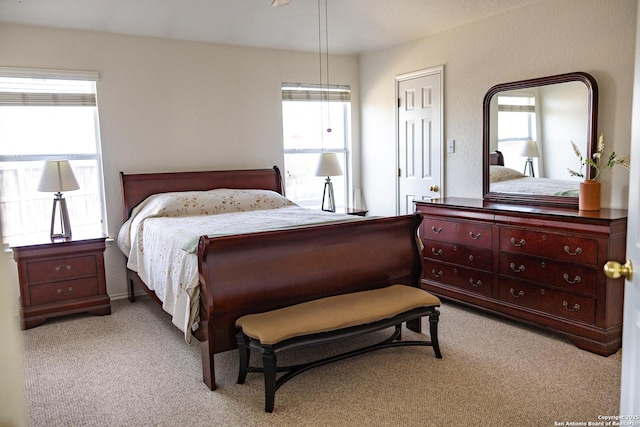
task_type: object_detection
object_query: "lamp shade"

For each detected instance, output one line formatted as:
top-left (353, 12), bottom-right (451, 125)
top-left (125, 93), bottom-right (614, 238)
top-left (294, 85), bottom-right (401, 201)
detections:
top-left (518, 140), bottom-right (539, 158)
top-left (37, 160), bottom-right (80, 193)
top-left (315, 153), bottom-right (343, 177)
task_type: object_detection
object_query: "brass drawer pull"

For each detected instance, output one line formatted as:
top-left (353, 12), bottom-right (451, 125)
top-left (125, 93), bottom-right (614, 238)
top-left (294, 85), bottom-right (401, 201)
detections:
top-left (431, 269), bottom-right (443, 278)
top-left (510, 238), bottom-right (525, 247)
top-left (469, 232), bottom-right (481, 240)
top-left (509, 288), bottom-right (524, 298)
top-left (469, 278), bottom-right (482, 287)
top-left (563, 301), bottom-right (580, 311)
top-left (55, 264), bottom-right (72, 272)
top-left (468, 254), bottom-right (474, 261)
top-left (563, 273), bottom-right (581, 284)
top-left (510, 263), bottom-right (525, 273)
top-left (431, 226), bottom-right (442, 234)
top-left (431, 248), bottom-right (443, 256)
top-left (564, 245), bottom-right (582, 256)
top-left (56, 286), bottom-right (73, 294)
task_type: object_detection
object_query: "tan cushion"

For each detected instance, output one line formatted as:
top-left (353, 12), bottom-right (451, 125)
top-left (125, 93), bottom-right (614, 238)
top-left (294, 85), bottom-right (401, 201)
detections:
top-left (236, 284), bottom-right (440, 345)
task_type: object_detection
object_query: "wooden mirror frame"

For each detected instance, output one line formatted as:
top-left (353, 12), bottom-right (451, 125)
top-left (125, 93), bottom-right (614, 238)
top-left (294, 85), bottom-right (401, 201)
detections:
top-left (482, 71), bottom-right (598, 208)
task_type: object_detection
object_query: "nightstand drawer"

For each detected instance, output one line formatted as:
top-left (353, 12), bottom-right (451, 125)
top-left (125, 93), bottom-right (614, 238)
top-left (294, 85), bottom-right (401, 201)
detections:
top-left (27, 255), bottom-right (97, 284)
top-left (29, 277), bottom-right (99, 306)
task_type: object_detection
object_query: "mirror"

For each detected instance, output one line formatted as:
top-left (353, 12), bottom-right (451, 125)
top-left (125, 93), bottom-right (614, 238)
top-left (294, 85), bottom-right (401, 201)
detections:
top-left (482, 72), bottom-right (598, 208)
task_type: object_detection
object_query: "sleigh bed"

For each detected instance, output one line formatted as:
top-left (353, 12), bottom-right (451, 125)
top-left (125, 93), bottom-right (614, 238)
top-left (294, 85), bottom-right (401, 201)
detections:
top-left (118, 166), bottom-right (424, 390)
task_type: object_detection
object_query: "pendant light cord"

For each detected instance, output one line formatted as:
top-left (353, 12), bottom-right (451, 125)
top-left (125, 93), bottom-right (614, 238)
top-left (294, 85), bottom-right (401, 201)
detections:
top-left (317, 0), bottom-right (331, 138)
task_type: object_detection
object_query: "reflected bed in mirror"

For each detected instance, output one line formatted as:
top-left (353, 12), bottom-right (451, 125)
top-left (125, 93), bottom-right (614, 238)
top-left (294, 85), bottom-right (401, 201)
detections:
top-left (483, 72), bottom-right (598, 208)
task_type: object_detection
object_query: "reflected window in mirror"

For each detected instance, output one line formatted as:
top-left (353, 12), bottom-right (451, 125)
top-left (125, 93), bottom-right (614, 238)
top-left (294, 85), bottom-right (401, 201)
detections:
top-left (497, 93), bottom-right (537, 176)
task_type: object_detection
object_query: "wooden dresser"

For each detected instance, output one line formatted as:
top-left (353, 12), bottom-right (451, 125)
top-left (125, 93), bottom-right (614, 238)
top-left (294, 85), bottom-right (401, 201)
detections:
top-left (12, 235), bottom-right (111, 329)
top-left (415, 198), bottom-right (627, 356)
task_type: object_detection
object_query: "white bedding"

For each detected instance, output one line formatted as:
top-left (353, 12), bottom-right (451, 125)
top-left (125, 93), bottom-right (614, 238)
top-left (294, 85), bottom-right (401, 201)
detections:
top-left (117, 188), bottom-right (363, 342)
top-left (490, 176), bottom-right (579, 196)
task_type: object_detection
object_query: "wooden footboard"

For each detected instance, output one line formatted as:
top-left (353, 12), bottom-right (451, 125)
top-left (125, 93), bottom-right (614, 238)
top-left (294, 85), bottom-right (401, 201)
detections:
top-left (196, 213), bottom-right (423, 390)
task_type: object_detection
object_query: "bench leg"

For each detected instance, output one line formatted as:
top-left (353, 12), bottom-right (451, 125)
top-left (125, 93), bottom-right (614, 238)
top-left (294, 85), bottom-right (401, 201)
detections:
top-left (263, 347), bottom-right (277, 413)
top-left (236, 332), bottom-right (250, 384)
top-left (429, 309), bottom-right (442, 359)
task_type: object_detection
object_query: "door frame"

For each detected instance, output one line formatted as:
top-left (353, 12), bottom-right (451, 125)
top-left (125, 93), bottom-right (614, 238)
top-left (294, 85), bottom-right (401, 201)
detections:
top-left (395, 65), bottom-right (444, 215)
top-left (619, 0), bottom-right (640, 413)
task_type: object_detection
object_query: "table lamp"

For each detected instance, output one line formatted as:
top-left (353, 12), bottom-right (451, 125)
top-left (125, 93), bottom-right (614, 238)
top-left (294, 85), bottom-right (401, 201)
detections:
top-left (37, 160), bottom-right (80, 239)
top-left (315, 153), bottom-right (343, 212)
top-left (519, 140), bottom-right (539, 177)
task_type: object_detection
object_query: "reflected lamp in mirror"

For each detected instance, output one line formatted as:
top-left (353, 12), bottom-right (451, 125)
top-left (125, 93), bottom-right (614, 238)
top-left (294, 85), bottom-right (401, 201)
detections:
top-left (315, 152), bottom-right (343, 212)
top-left (518, 140), bottom-right (539, 177)
top-left (37, 160), bottom-right (80, 239)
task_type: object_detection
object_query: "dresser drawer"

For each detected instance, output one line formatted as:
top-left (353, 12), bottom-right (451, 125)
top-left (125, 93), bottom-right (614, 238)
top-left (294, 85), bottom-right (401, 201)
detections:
top-left (499, 227), bottom-right (597, 265)
top-left (499, 279), bottom-right (595, 324)
top-left (29, 277), bottom-right (99, 306)
top-left (499, 253), bottom-right (596, 296)
top-left (26, 255), bottom-right (97, 285)
top-left (422, 260), bottom-right (492, 297)
top-left (421, 216), bottom-right (492, 249)
top-left (423, 239), bottom-right (492, 271)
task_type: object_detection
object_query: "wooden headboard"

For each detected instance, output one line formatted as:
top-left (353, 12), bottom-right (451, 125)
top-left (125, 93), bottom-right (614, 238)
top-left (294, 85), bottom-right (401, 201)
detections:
top-left (119, 166), bottom-right (284, 220)
top-left (489, 150), bottom-right (505, 166)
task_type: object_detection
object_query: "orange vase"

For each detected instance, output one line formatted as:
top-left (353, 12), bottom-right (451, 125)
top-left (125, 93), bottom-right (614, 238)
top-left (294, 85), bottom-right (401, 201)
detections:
top-left (579, 179), bottom-right (601, 211)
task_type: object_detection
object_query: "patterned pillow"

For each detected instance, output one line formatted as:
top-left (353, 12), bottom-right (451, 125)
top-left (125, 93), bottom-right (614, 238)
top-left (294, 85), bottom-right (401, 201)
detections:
top-left (133, 188), bottom-right (296, 218)
top-left (489, 166), bottom-right (526, 183)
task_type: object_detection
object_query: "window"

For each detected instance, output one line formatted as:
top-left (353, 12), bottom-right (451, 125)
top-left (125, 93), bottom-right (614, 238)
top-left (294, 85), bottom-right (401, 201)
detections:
top-left (0, 69), bottom-right (106, 246)
top-left (281, 83), bottom-right (350, 210)
top-left (497, 93), bottom-right (537, 174)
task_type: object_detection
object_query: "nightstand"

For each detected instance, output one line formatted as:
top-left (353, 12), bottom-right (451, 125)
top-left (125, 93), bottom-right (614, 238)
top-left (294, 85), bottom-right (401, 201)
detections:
top-left (11, 235), bottom-right (111, 329)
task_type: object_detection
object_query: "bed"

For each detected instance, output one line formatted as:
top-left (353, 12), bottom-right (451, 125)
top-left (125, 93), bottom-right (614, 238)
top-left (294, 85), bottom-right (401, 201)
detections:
top-left (118, 166), bottom-right (424, 390)
top-left (489, 152), bottom-right (579, 197)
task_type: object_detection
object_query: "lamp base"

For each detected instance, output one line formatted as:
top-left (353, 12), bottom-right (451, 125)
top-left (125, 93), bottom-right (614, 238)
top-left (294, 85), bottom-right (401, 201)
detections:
top-left (321, 178), bottom-right (336, 212)
top-left (523, 157), bottom-right (535, 177)
top-left (50, 192), bottom-right (72, 239)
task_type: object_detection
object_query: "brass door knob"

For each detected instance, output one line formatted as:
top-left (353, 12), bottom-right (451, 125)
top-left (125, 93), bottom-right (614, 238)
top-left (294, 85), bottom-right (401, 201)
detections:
top-left (603, 260), bottom-right (633, 280)
top-left (429, 185), bottom-right (439, 192)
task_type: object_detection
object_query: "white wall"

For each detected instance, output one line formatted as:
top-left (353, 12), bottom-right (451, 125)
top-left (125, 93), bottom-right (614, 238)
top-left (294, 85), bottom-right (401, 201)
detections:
top-left (359, 0), bottom-right (637, 215)
top-left (0, 24), bottom-right (360, 300)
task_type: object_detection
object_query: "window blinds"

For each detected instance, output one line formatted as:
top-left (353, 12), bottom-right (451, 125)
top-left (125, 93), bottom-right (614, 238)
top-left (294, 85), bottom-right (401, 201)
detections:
top-left (0, 67), bottom-right (98, 106)
top-left (281, 83), bottom-right (350, 102)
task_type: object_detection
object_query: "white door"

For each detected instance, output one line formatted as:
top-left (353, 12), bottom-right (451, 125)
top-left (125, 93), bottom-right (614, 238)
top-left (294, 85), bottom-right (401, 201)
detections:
top-left (619, 4), bottom-right (640, 413)
top-left (396, 66), bottom-right (443, 215)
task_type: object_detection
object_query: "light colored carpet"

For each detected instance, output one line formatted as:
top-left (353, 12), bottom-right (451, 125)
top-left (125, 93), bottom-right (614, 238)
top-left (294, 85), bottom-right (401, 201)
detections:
top-left (21, 296), bottom-right (621, 426)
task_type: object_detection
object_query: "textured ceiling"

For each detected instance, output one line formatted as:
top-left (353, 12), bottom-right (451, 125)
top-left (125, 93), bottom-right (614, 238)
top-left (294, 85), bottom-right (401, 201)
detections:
top-left (0, 0), bottom-right (540, 55)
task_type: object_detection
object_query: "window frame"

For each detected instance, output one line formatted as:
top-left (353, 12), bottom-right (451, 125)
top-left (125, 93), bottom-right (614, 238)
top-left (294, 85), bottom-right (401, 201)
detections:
top-left (281, 83), bottom-right (351, 210)
top-left (0, 67), bottom-right (107, 246)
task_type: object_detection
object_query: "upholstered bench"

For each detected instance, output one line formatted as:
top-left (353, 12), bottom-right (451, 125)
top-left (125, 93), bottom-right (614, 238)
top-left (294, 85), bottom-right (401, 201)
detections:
top-left (235, 284), bottom-right (442, 412)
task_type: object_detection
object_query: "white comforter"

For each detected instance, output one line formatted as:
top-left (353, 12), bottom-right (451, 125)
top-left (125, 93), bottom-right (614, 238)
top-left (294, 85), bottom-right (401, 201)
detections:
top-left (117, 188), bottom-right (362, 341)
top-left (490, 176), bottom-right (579, 196)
